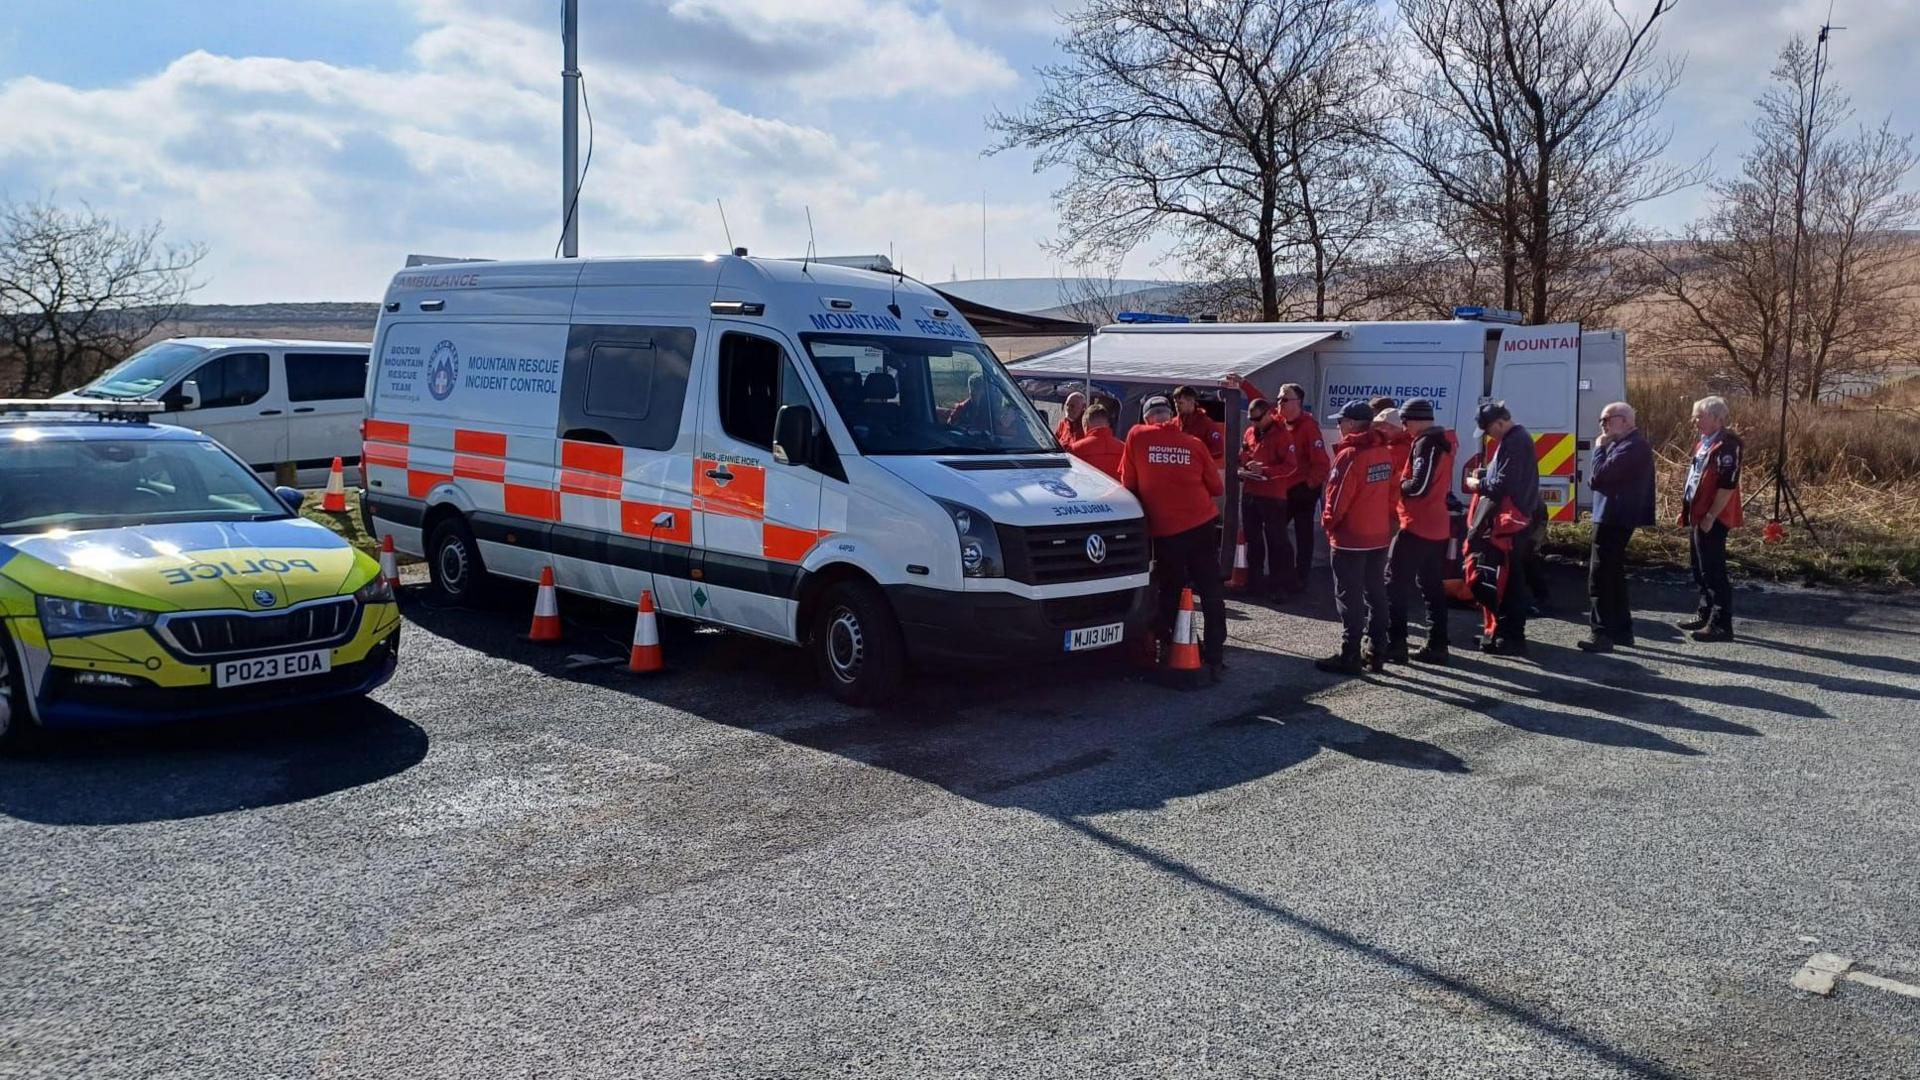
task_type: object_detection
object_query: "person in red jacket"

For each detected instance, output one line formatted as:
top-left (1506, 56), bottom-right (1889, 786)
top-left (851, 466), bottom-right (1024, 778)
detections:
top-left (1678, 395), bottom-right (1744, 641)
top-left (1054, 391), bottom-right (1087, 446)
top-left (1317, 399), bottom-right (1397, 675)
top-left (1236, 395), bottom-right (1301, 599)
top-left (1172, 385), bottom-right (1226, 461)
top-left (1384, 398), bottom-right (1457, 664)
top-left (1067, 403), bottom-right (1123, 480)
top-left (1122, 395), bottom-right (1227, 678)
top-left (1226, 374), bottom-right (1329, 587)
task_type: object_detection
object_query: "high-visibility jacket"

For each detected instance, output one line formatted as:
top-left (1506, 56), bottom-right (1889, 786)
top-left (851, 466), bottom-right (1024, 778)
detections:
top-left (1239, 417), bottom-right (1299, 499)
top-left (1682, 430), bottom-right (1745, 529)
top-left (1398, 427), bottom-right (1457, 541)
top-left (1321, 428), bottom-right (1396, 551)
top-left (1121, 419), bottom-right (1223, 537)
top-left (1068, 428), bottom-right (1124, 480)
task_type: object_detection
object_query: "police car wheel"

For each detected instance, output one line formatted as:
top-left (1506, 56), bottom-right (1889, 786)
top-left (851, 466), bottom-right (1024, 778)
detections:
top-left (812, 581), bottom-right (905, 706)
top-left (427, 517), bottom-right (492, 606)
top-left (0, 637), bottom-right (36, 753)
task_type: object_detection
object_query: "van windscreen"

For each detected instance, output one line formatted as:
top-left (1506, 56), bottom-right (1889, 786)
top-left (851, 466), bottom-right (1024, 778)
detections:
top-left (801, 335), bottom-right (1055, 456)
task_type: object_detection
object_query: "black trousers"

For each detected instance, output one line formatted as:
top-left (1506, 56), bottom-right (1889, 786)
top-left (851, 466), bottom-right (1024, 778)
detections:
top-left (1495, 527), bottom-right (1535, 641)
top-left (1587, 523), bottom-right (1637, 641)
top-left (1331, 546), bottom-right (1389, 656)
top-left (1153, 520), bottom-right (1227, 664)
top-left (1690, 520), bottom-right (1732, 631)
top-left (1285, 485), bottom-right (1321, 586)
top-left (1241, 494), bottom-right (1294, 594)
top-left (1388, 531), bottom-right (1449, 647)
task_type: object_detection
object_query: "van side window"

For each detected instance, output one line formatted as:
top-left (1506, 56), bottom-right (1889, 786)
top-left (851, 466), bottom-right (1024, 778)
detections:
top-left (718, 333), bottom-right (810, 451)
top-left (286, 352), bottom-right (370, 402)
top-left (558, 324), bottom-right (693, 449)
top-left (165, 352), bottom-right (269, 410)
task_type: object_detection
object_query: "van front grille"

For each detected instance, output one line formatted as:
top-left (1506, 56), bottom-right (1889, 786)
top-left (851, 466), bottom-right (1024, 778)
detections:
top-left (999, 519), bottom-right (1151, 585)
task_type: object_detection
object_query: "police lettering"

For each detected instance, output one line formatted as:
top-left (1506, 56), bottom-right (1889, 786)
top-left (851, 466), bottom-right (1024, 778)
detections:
top-left (160, 558), bottom-right (321, 585)
top-left (1146, 445), bottom-right (1192, 466)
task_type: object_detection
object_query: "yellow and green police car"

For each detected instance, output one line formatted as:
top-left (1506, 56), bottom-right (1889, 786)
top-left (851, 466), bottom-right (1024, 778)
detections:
top-left (0, 400), bottom-right (399, 746)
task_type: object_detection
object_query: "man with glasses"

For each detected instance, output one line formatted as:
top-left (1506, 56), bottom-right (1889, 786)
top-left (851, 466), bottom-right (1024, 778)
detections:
top-left (1580, 402), bottom-right (1656, 652)
top-left (1227, 375), bottom-right (1328, 592)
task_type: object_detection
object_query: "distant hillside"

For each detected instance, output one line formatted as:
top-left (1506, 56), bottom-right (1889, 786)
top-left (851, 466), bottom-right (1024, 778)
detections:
top-left (158, 302), bottom-right (379, 342)
top-left (934, 277), bottom-right (1181, 314)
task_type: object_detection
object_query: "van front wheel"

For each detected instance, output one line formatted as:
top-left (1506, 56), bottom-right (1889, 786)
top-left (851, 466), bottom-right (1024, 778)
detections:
top-left (812, 581), bottom-right (906, 706)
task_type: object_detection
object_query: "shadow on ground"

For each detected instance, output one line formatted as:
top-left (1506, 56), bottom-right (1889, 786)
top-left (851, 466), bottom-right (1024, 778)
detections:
top-left (0, 702), bottom-right (427, 826)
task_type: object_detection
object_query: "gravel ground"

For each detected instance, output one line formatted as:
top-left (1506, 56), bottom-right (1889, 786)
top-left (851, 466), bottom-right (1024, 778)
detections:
top-left (3, 567), bottom-right (1917, 1079)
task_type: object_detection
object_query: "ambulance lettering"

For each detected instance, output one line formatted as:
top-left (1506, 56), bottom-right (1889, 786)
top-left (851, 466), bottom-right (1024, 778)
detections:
top-left (160, 558), bottom-right (321, 585)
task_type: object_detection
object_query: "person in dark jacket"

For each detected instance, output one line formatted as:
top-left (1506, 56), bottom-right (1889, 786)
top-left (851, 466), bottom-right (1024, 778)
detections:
top-left (1579, 401), bottom-right (1657, 652)
top-left (1464, 401), bottom-right (1542, 654)
top-left (1386, 398), bottom-right (1457, 664)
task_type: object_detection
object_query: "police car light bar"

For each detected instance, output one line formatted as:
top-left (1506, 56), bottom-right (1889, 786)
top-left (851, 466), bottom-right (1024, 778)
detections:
top-left (0, 398), bottom-right (164, 422)
top-left (1452, 305), bottom-right (1525, 325)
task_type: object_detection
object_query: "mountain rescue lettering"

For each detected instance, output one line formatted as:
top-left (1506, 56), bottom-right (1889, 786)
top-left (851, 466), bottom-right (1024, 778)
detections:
top-left (1146, 445), bottom-right (1193, 466)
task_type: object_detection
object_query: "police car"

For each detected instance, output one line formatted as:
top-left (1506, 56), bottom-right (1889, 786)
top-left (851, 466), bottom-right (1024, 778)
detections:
top-left (0, 400), bottom-right (400, 746)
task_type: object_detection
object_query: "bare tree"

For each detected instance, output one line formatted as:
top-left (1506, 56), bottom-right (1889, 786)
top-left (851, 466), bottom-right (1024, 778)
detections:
top-left (990, 0), bottom-right (1393, 321)
top-left (1054, 267), bottom-right (1133, 326)
top-left (1640, 39), bottom-right (1920, 400)
top-left (0, 198), bottom-right (206, 397)
top-left (1391, 0), bottom-right (1697, 325)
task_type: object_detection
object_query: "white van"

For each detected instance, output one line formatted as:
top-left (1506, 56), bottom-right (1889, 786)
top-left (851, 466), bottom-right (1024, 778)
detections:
top-left (1013, 315), bottom-right (1629, 524)
top-left (361, 255), bottom-right (1153, 703)
top-left (69, 337), bottom-right (370, 488)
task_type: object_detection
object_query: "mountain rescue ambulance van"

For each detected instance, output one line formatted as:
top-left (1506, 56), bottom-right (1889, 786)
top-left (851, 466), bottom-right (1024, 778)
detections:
top-left (362, 255), bottom-right (1154, 703)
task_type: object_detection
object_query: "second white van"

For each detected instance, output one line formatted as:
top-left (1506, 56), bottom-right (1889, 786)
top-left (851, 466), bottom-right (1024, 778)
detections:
top-left (362, 254), bottom-right (1154, 703)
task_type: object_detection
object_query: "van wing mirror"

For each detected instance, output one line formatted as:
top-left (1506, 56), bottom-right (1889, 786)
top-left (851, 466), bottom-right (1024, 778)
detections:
top-left (178, 379), bottom-right (202, 411)
top-left (773, 404), bottom-right (816, 466)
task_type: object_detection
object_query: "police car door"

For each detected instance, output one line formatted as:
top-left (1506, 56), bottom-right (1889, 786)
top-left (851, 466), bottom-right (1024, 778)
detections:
top-left (1490, 324), bottom-right (1581, 522)
top-left (695, 329), bottom-right (824, 639)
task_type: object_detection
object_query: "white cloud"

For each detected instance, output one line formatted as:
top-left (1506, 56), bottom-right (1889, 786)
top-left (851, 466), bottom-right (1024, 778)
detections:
top-left (0, 2), bottom-right (1041, 302)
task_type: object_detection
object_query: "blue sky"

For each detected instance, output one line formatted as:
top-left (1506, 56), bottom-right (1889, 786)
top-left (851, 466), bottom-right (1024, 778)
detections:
top-left (3, 0), bottom-right (1915, 303)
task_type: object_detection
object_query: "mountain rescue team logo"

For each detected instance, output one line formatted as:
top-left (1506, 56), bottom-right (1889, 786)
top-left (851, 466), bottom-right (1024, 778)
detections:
top-left (1040, 478), bottom-right (1078, 499)
top-left (428, 340), bottom-right (460, 401)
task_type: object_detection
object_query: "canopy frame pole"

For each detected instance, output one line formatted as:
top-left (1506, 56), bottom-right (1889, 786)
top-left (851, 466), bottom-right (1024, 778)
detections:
top-left (1220, 386), bottom-right (1243, 576)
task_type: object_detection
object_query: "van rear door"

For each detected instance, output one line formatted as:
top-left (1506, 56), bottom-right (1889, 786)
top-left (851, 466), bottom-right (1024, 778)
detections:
top-left (1490, 324), bottom-right (1581, 522)
top-left (1576, 331), bottom-right (1628, 514)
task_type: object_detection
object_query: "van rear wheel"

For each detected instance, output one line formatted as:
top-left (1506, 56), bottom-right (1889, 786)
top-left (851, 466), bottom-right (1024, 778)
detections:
top-left (427, 516), bottom-right (493, 606)
top-left (812, 581), bottom-right (906, 706)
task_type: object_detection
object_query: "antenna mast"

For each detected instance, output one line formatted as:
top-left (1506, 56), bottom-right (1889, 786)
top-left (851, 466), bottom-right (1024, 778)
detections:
top-left (560, 0), bottom-right (580, 258)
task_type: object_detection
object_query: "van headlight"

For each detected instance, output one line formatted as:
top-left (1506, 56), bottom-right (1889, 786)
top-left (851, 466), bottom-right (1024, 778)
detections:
top-left (934, 499), bottom-right (1004, 578)
top-left (36, 595), bottom-right (160, 637)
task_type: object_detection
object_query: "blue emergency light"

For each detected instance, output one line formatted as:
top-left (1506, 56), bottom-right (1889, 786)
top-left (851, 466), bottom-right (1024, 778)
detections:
top-left (1115, 311), bottom-right (1190, 324)
top-left (1452, 305), bottom-right (1525, 325)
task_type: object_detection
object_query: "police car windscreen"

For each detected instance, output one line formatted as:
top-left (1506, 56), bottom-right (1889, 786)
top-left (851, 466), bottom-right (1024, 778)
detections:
top-left (801, 334), bottom-right (1055, 455)
top-left (75, 341), bottom-right (210, 399)
top-left (0, 439), bottom-right (286, 533)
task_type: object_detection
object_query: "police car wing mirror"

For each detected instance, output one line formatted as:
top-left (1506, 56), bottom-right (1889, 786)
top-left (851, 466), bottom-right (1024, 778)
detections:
top-left (274, 486), bottom-right (305, 514)
top-left (179, 379), bottom-right (202, 411)
top-left (773, 404), bottom-right (816, 466)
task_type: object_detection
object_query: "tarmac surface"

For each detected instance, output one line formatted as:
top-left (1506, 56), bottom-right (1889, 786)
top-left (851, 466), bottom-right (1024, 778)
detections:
top-left (3, 566), bottom-right (1918, 1079)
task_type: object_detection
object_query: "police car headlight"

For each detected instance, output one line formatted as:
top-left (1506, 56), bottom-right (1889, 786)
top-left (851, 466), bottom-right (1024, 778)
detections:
top-left (35, 595), bottom-right (160, 637)
top-left (353, 576), bottom-right (395, 605)
top-left (934, 499), bottom-right (1004, 578)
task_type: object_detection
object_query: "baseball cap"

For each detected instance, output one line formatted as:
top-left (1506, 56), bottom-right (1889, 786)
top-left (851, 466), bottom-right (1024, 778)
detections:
top-left (1339, 399), bottom-right (1374, 424)
top-left (1143, 394), bottom-right (1173, 415)
top-left (1373, 407), bottom-right (1403, 428)
top-left (1401, 397), bottom-right (1436, 422)
top-left (1475, 400), bottom-right (1512, 431)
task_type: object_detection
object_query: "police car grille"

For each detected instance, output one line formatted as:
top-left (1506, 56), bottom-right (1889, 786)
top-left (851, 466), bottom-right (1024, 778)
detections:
top-left (1001, 520), bottom-right (1150, 585)
top-left (164, 599), bottom-right (358, 658)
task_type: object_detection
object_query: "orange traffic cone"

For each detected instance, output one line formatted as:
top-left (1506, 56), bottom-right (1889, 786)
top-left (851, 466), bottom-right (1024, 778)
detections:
top-left (527, 566), bottom-right (563, 642)
top-left (1229, 529), bottom-right (1250, 588)
top-left (628, 590), bottom-right (663, 673)
top-left (1168, 588), bottom-right (1202, 672)
top-left (378, 534), bottom-right (401, 591)
top-left (321, 456), bottom-right (347, 512)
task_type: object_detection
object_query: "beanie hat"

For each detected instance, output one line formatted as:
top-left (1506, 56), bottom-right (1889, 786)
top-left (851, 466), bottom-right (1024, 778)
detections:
top-left (1401, 397), bottom-right (1436, 422)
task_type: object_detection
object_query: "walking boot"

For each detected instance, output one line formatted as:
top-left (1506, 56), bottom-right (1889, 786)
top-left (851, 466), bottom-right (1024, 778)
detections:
top-left (1675, 615), bottom-right (1709, 632)
top-left (1411, 642), bottom-right (1450, 665)
top-left (1314, 650), bottom-right (1363, 676)
top-left (1575, 634), bottom-right (1614, 653)
top-left (1690, 625), bottom-right (1733, 643)
top-left (1384, 639), bottom-right (1410, 664)
top-left (1364, 646), bottom-right (1387, 674)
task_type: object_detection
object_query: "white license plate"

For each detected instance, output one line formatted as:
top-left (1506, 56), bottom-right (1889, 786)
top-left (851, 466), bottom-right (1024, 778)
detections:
top-left (1064, 622), bottom-right (1125, 652)
top-left (214, 650), bottom-right (332, 688)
